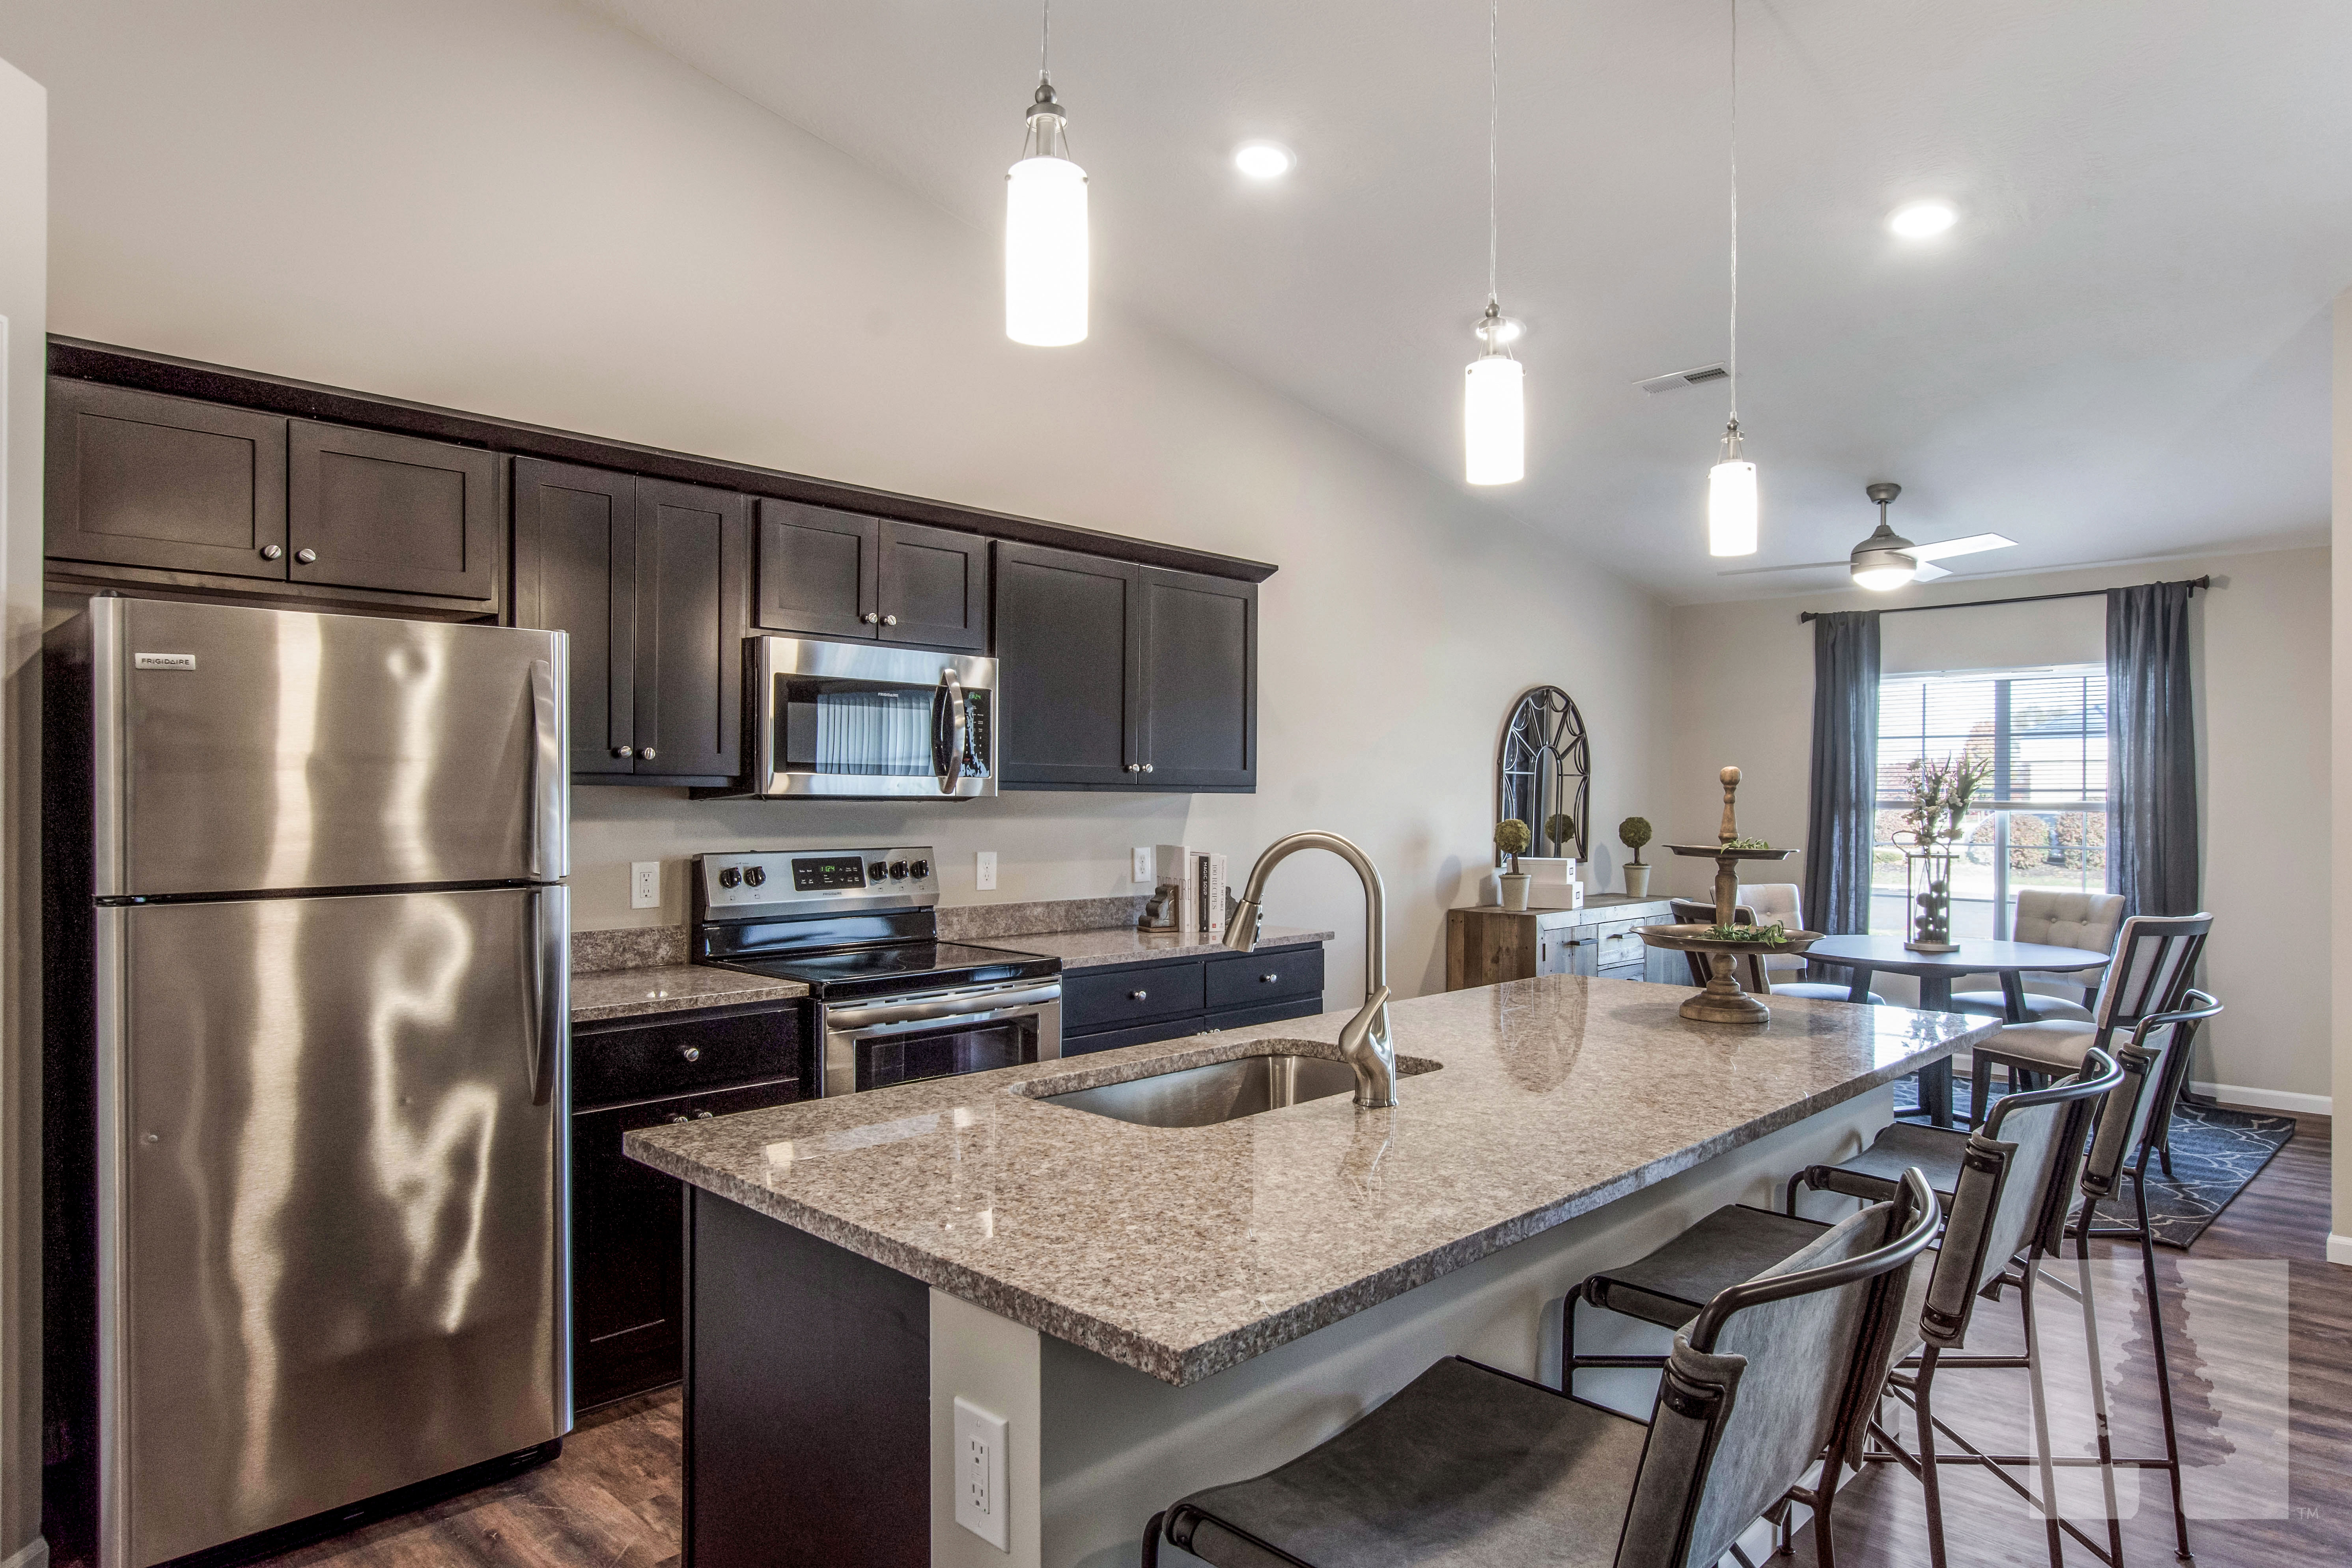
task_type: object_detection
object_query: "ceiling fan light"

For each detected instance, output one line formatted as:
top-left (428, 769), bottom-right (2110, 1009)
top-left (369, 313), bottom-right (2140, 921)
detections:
top-left (1852, 560), bottom-right (1916, 592)
top-left (1708, 458), bottom-right (1757, 556)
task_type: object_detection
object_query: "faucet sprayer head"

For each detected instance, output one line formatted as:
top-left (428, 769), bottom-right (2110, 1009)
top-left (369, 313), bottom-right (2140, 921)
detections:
top-left (1223, 899), bottom-right (1263, 952)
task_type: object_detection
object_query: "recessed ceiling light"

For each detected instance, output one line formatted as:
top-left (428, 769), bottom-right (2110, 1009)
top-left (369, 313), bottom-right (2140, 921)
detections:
top-left (1233, 141), bottom-right (1294, 179)
top-left (1889, 200), bottom-right (1958, 238)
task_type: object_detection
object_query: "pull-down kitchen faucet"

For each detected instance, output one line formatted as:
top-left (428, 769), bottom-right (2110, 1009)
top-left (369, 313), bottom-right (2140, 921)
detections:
top-left (1225, 831), bottom-right (1395, 1108)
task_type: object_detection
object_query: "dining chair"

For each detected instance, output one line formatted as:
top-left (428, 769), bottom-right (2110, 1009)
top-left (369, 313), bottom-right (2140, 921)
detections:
top-left (1727, 885), bottom-right (1885, 1004)
top-left (1142, 1173), bottom-right (1940, 1568)
top-left (1951, 889), bottom-right (2124, 1024)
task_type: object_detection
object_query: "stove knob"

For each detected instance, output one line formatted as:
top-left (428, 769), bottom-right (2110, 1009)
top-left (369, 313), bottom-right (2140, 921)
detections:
top-left (743, 866), bottom-right (767, 888)
top-left (717, 867), bottom-right (741, 889)
top-left (868, 861), bottom-right (889, 879)
top-left (908, 859), bottom-right (931, 879)
top-left (889, 861), bottom-right (909, 880)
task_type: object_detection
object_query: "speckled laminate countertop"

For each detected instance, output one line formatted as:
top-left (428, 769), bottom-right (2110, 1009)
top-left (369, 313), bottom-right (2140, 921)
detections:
top-left (626, 975), bottom-right (1997, 1384)
top-left (571, 964), bottom-right (808, 1024)
top-left (970, 924), bottom-right (1335, 969)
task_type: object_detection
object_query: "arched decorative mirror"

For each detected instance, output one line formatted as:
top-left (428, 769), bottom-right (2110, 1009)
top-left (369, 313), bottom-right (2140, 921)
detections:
top-left (1497, 687), bottom-right (1590, 864)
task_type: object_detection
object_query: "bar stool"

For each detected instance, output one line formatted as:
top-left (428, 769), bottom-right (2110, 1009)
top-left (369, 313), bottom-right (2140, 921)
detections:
top-left (1142, 1171), bottom-right (1939, 1568)
top-left (1669, 897), bottom-right (1884, 1004)
top-left (1575, 1054), bottom-right (2119, 1568)
top-left (1951, 889), bottom-right (2124, 1024)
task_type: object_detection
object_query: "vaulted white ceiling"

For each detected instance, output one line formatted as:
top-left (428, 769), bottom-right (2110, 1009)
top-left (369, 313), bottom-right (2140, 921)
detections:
top-left (581, 0), bottom-right (2352, 602)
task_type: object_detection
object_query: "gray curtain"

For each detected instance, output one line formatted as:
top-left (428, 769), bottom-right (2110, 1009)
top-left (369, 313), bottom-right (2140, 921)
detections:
top-left (1804, 611), bottom-right (1880, 935)
top-left (2107, 582), bottom-right (2199, 916)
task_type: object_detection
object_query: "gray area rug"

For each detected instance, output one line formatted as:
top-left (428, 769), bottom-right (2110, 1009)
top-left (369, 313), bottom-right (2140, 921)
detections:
top-left (1890, 1082), bottom-right (2296, 1249)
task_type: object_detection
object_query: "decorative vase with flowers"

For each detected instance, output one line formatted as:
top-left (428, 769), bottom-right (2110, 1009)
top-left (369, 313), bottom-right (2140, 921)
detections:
top-left (1494, 818), bottom-right (1533, 910)
top-left (1618, 816), bottom-right (1654, 898)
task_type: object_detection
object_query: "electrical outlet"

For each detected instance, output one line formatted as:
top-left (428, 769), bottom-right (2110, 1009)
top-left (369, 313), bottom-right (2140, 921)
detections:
top-left (952, 1396), bottom-right (1008, 1550)
top-left (976, 851), bottom-right (998, 891)
top-left (1132, 845), bottom-right (1154, 884)
top-left (630, 861), bottom-right (660, 910)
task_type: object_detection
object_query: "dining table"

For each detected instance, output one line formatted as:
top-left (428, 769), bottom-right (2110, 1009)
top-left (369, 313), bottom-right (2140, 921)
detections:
top-left (1800, 933), bottom-right (2113, 1127)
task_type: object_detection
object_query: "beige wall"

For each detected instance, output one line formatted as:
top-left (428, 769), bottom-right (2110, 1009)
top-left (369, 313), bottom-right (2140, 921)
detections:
top-left (1667, 546), bottom-right (2331, 1108)
top-left (0, 50), bottom-right (42, 1568)
top-left (2332, 291), bottom-right (2351, 1262)
top-left (0, 0), bottom-right (1669, 1019)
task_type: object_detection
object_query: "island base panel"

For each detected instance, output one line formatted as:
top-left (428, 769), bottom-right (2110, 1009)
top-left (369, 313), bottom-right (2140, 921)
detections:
top-left (685, 1188), bottom-right (930, 1568)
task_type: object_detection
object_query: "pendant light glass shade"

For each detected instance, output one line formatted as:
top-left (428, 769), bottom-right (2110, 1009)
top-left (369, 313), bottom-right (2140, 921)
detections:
top-left (1707, 454), bottom-right (1758, 556)
top-left (1005, 88), bottom-right (1088, 347)
top-left (1464, 349), bottom-right (1525, 485)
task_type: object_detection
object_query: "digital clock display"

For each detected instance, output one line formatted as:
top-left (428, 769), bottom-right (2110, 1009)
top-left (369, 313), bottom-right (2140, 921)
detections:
top-left (791, 856), bottom-right (868, 892)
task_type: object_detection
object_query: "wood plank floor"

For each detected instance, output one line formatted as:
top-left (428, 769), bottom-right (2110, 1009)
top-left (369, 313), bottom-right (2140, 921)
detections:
top-left (109, 1107), bottom-right (2346, 1568)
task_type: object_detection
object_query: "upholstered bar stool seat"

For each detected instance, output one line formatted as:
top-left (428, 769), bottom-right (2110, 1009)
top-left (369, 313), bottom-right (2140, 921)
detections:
top-left (1577, 1205), bottom-right (1839, 1331)
top-left (1793, 1120), bottom-right (1979, 1205)
top-left (1951, 890), bottom-right (2122, 1024)
top-left (1973, 1021), bottom-right (2096, 1073)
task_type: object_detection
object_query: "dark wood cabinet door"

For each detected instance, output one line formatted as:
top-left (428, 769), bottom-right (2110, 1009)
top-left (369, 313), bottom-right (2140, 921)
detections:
top-left (512, 458), bottom-right (637, 777)
top-left (635, 478), bottom-right (750, 782)
top-left (753, 500), bottom-right (877, 639)
top-left (45, 379), bottom-right (289, 579)
top-left (993, 541), bottom-right (1142, 788)
top-left (1138, 566), bottom-right (1256, 790)
top-left (287, 419), bottom-right (497, 599)
top-left (876, 519), bottom-right (987, 651)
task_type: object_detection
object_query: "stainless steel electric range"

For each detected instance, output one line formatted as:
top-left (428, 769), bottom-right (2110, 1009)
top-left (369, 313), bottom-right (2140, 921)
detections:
top-left (689, 846), bottom-right (1060, 1098)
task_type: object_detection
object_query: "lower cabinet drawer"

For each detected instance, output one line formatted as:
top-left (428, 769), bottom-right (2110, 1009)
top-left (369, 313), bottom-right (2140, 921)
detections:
top-left (1205, 945), bottom-right (1324, 1011)
top-left (1063, 961), bottom-right (1206, 1032)
top-left (1593, 930), bottom-right (1647, 971)
top-left (573, 1003), bottom-right (806, 1109)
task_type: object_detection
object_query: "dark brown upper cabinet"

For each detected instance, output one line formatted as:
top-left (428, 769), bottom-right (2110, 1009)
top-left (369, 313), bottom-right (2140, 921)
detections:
top-left (45, 380), bottom-right (289, 580)
top-left (288, 420), bottom-right (497, 600)
top-left (994, 543), bottom-right (1256, 793)
top-left (514, 459), bottom-right (748, 786)
top-left (755, 500), bottom-right (986, 653)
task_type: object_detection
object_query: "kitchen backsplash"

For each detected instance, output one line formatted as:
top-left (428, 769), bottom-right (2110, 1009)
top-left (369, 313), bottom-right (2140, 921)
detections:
top-left (570, 894), bottom-right (1154, 972)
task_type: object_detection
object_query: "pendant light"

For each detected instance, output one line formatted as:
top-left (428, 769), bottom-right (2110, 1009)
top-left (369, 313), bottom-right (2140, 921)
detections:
top-left (1463, 0), bottom-right (1524, 486)
top-left (1005, 0), bottom-right (1088, 347)
top-left (1706, 0), bottom-right (1758, 555)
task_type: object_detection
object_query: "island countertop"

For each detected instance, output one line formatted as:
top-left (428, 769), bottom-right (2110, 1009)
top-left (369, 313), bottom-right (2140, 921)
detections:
top-left (626, 975), bottom-right (1999, 1385)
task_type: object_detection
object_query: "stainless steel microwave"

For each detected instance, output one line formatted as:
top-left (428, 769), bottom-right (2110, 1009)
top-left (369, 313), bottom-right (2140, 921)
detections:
top-left (729, 636), bottom-right (996, 799)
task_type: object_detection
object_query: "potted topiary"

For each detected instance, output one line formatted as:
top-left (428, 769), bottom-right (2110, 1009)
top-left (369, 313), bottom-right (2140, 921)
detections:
top-left (1618, 816), bottom-right (1654, 898)
top-left (1494, 818), bottom-right (1533, 910)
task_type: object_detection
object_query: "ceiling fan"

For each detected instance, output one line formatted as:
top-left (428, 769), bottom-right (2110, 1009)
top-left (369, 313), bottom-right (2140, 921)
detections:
top-left (1718, 483), bottom-right (2016, 589)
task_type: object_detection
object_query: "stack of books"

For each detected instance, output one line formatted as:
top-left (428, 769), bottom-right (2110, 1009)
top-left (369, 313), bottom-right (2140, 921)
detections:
top-left (1154, 843), bottom-right (1228, 936)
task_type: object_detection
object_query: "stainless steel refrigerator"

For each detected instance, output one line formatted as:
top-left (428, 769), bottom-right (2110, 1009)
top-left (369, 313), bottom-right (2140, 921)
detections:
top-left (74, 596), bottom-right (570, 1568)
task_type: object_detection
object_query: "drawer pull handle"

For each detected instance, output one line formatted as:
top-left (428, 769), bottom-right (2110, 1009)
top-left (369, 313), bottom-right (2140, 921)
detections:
top-left (681, 1046), bottom-right (701, 1062)
top-left (1260, 973), bottom-right (1279, 984)
top-left (667, 1114), bottom-right (689, 1125)
top-left (695, 1109), bottom-right (715, 1120)
top-left (1129, 989), bottom-right (1148, 1001)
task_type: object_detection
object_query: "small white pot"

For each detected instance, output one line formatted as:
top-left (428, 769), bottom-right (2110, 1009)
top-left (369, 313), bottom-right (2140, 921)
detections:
top-left (1498, 872), bottom-right (1532, 911)
top-left (1622, 863), bottom-right (1652, 898)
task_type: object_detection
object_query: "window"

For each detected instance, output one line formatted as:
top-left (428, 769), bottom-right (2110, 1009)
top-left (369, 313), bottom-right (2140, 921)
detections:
top-left (1872, 663), bottom-right (2107, 940)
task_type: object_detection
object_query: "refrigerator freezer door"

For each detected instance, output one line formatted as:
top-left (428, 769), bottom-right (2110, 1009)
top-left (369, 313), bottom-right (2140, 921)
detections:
top-left (99, 887), bottom-right (570, 1568)
top-left (93, 597), bottom-right (567, 898)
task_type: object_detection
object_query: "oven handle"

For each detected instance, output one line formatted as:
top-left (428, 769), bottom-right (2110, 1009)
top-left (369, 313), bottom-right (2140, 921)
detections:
top-left (825, 982), bottom-right (1060, 1034)
top-left (933, 668), bottom-right (967, 795)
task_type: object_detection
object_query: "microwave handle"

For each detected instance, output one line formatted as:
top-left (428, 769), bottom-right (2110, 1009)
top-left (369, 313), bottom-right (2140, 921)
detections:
top-left (933, 669), bottom-right (967, 795)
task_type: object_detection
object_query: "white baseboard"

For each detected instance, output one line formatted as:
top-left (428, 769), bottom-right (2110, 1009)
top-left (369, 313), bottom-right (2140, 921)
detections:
top-left (2, 1535), bottom-right (49, 1568)
top-left (2330, 1234), bottom-right (2352, 1268)
top-left (2189, 1080), bottom-right (2332, 1117)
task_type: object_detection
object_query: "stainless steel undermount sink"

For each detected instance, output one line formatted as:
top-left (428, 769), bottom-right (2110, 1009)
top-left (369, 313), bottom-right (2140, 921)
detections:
top-left (1038, 1048), bottom-right (1437, 1129)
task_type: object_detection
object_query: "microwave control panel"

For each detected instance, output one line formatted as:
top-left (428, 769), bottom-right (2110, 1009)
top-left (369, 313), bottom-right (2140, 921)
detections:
top-left (696, 846), bottom-right (941, 911)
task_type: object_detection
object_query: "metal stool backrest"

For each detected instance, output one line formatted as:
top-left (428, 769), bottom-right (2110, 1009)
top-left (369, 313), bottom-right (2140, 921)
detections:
top-left (1919, 1048), bottom-right (2123, 1349)
top-left (2083, 913), bottom-right (2211, 1052)
top-left (1670, 897), bottom-right (1764, 989)
top-left (2078, 991), bottom-right (2223, 1206)
top-left (1615, 1171), bottom-right (1941, 1568)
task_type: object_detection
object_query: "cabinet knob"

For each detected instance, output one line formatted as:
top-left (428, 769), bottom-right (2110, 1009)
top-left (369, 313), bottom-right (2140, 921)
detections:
top-left (1126, 763), bottom-right (1141, 773)
top-left (667, 1114), bottom-right (690, 1125)
top-left (681, 1046), bottom-right (700, 1062)
top-left (695, 1109), bottom-right (715, 1120)
top-left (259, 544), bottom-right (284, 561)
top-left (882, 614), bottom-right (898, 626)
top-left (1129, 989), bottom-right (1148, 1001)
top-left (614, 746), bottom-right (635, 759)
top-left (1141, 763), bottom-right (1154, 773)
top-left (294, 548), bottom-right (317, 565)
top-left (1260, 973), bottom-right (1279, 984)
top-left (862, 612), bottom-right (881, 625)
top-left (639, 747), bottom-right (656, 760)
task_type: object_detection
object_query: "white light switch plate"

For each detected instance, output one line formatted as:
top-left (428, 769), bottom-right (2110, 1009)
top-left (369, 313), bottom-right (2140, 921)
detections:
top-left (630, 861), bottom-right (660, 909)
top-left (1132, 846), bottom-right (1154, 883)
top-left (952, 1396), bottom-right (1009, 1550)
top-left (976, 851), bottom-right (998, 891)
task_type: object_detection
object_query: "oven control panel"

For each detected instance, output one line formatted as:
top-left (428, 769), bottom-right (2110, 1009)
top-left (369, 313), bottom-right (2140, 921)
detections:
top-left (695, 847), bottom-right (940, 911)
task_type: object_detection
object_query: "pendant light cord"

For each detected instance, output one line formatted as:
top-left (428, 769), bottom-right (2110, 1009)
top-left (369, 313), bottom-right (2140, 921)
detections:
top-left (1727, 0), bottom-right (1739, 431)
top-left (1487, 0), bottom-right (1500, 310)
top-left (1040, 0), bottom-right (1051, 86)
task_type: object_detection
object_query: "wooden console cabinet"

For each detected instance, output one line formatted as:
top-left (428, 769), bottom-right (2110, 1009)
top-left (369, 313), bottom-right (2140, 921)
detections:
top-left (1445, 894), bottom-right (1680, 991)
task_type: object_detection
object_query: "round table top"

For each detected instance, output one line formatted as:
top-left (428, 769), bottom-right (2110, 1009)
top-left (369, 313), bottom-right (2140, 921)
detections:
top-left (1802, 933), bottom-right (2112, 975)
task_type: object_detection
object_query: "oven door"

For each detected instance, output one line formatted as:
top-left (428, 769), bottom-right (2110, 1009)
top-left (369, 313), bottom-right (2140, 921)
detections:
top-left (819, 980), bottom-right (1061, 1097)
top-left (749, 636), bottom-right (996, 799)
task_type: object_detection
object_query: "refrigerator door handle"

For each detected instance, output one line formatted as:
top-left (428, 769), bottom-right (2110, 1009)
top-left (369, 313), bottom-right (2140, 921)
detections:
top-left (528, 886), bottom-right (568, 1107)
top-left (527, 657), bottom-right (563, 880)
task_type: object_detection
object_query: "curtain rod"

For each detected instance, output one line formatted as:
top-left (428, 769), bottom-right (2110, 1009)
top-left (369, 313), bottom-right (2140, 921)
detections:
top-left (1796, 575), bottom-right (2210, 624)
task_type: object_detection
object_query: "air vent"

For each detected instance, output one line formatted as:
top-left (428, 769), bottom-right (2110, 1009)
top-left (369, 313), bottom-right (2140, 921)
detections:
top-left (1635, 363), bottom-right (1730, 395)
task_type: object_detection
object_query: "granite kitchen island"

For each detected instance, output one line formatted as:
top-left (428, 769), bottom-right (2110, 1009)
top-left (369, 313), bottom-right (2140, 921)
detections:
top-left (627, 973), bottom-right (1999, 1568)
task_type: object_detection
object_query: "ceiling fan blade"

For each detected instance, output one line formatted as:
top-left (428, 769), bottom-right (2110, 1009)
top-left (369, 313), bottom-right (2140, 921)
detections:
top-left (1907, 532), bottom-right (2016, 563)
top-left (1910, 562), bottom-right (1954, 583)
top-left (1715, 559), bottom-right (1845, 577)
